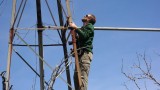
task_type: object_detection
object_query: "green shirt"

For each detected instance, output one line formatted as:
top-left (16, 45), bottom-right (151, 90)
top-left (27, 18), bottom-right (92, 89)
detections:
top-left (75, 23), bottom-right (94, 53)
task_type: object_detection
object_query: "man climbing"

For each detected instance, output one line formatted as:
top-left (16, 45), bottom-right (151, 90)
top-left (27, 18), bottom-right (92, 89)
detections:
top-left (69, 14), bottom-right (96, 90)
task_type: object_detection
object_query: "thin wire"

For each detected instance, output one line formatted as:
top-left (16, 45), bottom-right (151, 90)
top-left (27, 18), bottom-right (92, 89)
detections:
top-left (32, 28), bottom-right (38, 90)
top-left (17, 30), bottom-right (30, 44)
top-left (16, 0), bottom-right (27, 28)
top-left (13, 48), bottom-right (49, 86)
top-left (44, 0), bottom-right (57, 26)
top-left (0, 0), bottom-right (8, 17)
top-left (0, 0), bottom-right (5, 6)
top-left (14, 24), bottom-right (36, 44)
top-left (43, 32), bottom-right (60, 44)
top-left (15, 32), bottom-right (54, 70)
top-left (11, 0), bottom-right (25, 28)
top-left (57, 0), bottom-right (68, 18)
top-left (44, 0), bottom-right (62, 40)
top-left (13, 0), bottom-right (28, 41)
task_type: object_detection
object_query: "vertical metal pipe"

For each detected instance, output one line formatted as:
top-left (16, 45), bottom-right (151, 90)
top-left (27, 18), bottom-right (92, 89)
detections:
top-left (6, 0), bottom-right (16, 90)
top-left (6, 28), bottom-right (14, 90)
top-left (66, 0), bottom-right (72, 22)
top-left (71, 30), bottom-right (82, 90)
top-left (65, 0), bottom-right (82, 89)
top-left (57, 0), bottom-right (72, 90)
top-left (36, 0), bottom-right (44, 90)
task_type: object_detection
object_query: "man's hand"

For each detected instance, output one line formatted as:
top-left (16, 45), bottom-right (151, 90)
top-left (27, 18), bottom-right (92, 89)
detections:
top-left (69, 22), bottom-right (77, 29)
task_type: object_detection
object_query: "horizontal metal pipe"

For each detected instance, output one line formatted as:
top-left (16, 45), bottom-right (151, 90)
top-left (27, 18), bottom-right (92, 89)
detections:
top-left (15, 26), bottom-right (67, 30)
top-left (15, 26), bottom-right (160, 31)
top-left (13, 44), bottom-right (63, 47)
top-left (94, 27), bottom-right (160, 31)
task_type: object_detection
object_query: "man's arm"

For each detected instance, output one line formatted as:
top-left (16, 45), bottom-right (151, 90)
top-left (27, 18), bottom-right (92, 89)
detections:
top-left (76, 24), bottom-right (94, 39)
top-left (69, 22), bottom-right (94, 39)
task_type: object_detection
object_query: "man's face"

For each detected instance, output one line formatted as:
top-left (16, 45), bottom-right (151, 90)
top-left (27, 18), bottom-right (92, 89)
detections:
top-left (82, 14), bottom-right (92, 23)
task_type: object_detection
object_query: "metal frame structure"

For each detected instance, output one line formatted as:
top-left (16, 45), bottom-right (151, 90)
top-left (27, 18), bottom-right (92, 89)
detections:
top-left (4, 0), bottom-right (160, 90)
top-left (5, 0), bottom-right (74, 90)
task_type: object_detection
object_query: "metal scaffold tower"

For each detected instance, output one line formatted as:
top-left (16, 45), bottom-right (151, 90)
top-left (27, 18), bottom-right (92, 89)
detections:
top-left (3, 0), bottom-right (160, 90)
top-left (5, 0), bottom-right (75, 90)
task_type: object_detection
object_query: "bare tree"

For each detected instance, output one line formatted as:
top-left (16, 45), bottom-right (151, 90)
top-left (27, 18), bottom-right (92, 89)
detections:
top-left (121, 52), bottom-right (160, 90)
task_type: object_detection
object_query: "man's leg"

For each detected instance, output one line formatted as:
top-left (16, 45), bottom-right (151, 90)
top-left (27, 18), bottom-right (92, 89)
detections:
top-left (79, 52), bottom-right (92, 90)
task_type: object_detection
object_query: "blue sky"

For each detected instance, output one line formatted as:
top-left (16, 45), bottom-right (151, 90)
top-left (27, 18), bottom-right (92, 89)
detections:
top-left (0, 0), bottom-right (160, 90)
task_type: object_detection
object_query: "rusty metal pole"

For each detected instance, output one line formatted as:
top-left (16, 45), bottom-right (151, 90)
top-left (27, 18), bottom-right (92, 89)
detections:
top-left (6, 0), bottom-right (16, 90)
top-left (36, 0), bottom-right (44, 90)
top-left (66, 0), bottom-right (82, 89)
top-left (6, 28), bottom-right (14, 90)
top-left (70, 29), bottom-right (82, 89)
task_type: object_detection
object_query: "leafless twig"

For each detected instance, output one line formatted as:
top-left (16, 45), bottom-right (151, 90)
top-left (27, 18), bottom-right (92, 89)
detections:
top-left (121, 52), bottom-right (160, 90)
